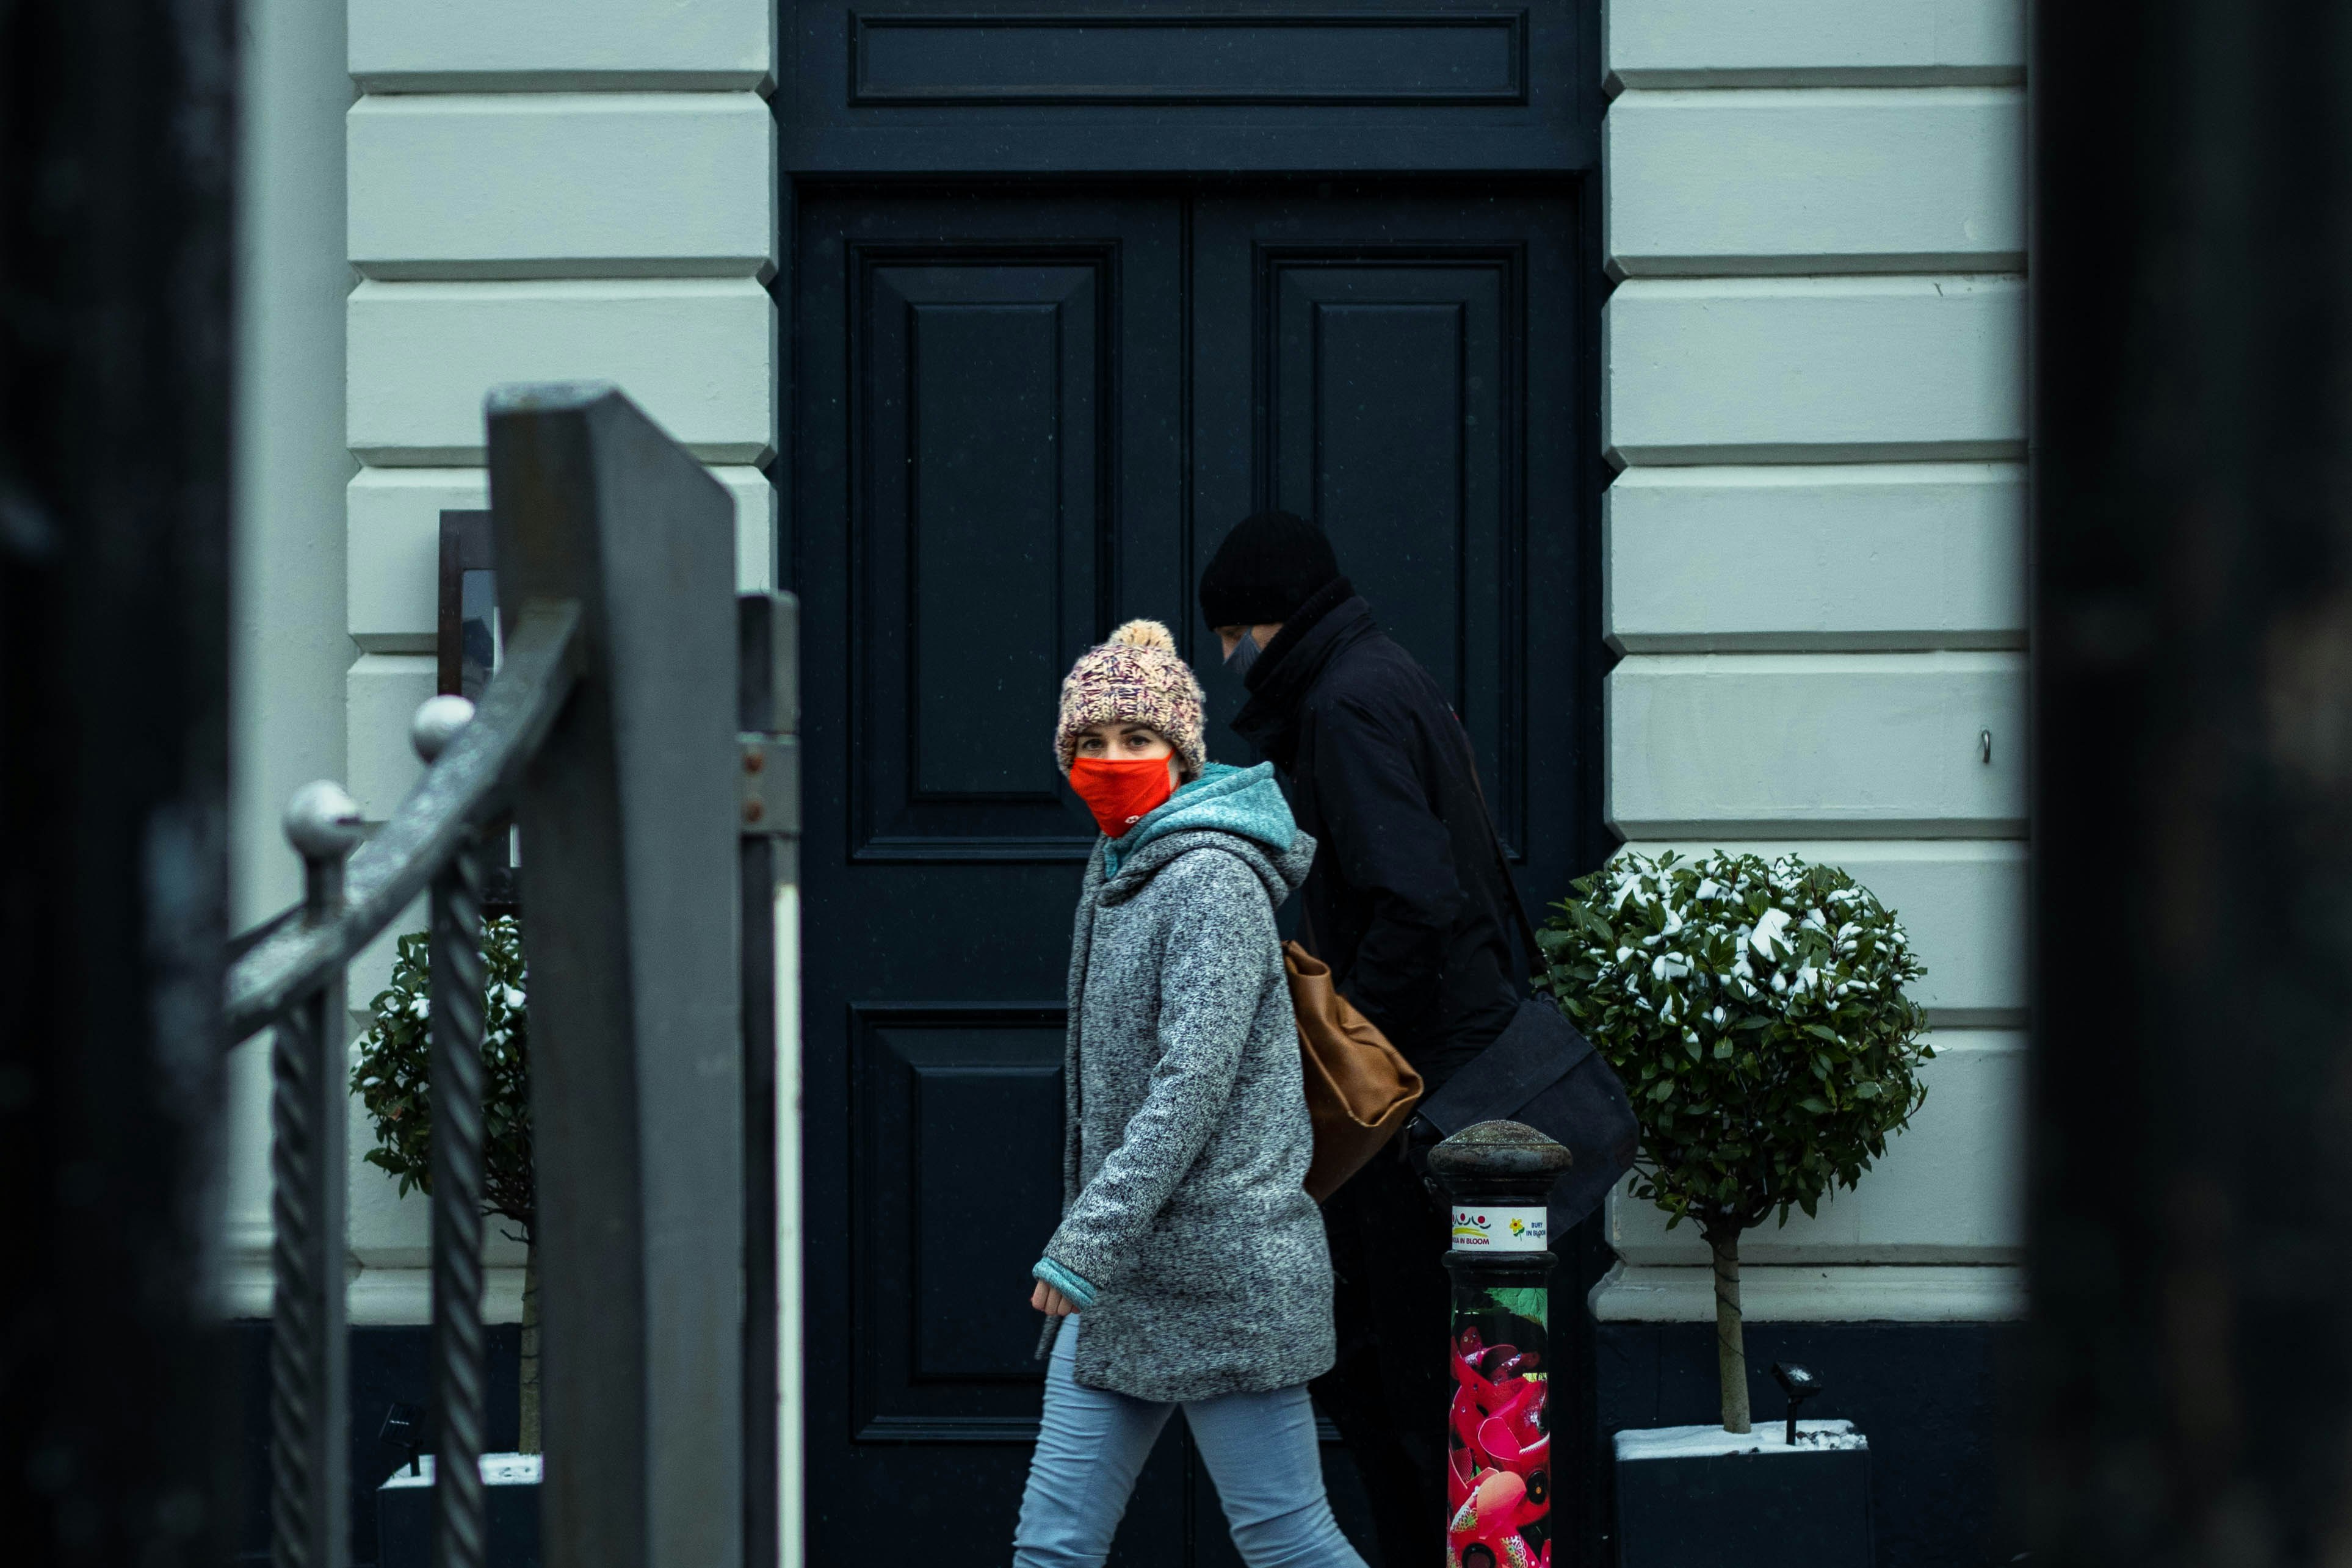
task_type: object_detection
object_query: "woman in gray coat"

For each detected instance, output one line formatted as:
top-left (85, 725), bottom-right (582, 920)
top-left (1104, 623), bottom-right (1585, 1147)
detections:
top-left (1015, 620), bottom-right (1365, 1568)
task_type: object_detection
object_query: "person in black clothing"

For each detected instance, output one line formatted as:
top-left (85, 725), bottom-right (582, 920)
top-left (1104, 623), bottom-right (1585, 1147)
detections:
top-left (1201, 510), bottom-right (1525, 1568)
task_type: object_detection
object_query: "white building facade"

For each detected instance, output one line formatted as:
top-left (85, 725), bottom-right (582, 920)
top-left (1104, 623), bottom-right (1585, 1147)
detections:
top-left (226, 1), bottom-right (2025, 1561)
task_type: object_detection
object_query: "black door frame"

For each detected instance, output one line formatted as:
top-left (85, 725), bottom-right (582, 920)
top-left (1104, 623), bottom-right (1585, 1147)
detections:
top-left (776, 5), bottom-right (1613, 1563)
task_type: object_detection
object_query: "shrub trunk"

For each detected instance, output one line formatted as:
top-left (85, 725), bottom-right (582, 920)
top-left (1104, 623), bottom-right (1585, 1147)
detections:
top-left (1704, 1222), bottom-right (1750, 1433)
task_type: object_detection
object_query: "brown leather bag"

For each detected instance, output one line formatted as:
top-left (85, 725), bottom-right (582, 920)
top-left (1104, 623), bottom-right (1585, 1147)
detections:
top-left (1284, 941), bottom-right (1424, 1202)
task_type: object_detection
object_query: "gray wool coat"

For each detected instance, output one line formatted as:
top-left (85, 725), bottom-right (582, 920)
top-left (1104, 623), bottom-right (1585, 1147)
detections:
top-left (1040, 813), bottom-right (1335, 1403)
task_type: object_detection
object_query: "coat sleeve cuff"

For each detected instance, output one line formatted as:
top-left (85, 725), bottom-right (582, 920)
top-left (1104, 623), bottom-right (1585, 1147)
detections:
top-left (1032, 1256), bottom-right (1098, 1310)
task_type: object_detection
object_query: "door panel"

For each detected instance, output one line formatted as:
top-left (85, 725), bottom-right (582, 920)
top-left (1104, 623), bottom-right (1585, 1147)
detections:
top-left (1191, 192), bottom-right (1585, 875)
top-left (785, 0), bottom-right (1598, 176)
top-left (797, 192), bottom-right (1188, 1566)
top-left (855, 256), bottom-right (1115, 858)
top-left (798, 186), bottom-right (1590, 1568)
top-left (850, 1005), bottom-right (1066, 1436)
top-left (1276, 268), bottom-right (1508, 828)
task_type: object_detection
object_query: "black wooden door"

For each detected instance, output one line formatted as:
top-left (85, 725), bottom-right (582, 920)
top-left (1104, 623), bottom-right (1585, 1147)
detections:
top-left (794, 186), bottom-right (1593, 1568)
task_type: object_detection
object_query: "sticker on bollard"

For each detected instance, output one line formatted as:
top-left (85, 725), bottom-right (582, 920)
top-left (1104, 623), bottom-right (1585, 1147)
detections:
top-left (1452, 1205), bottom-right (1547, 1251)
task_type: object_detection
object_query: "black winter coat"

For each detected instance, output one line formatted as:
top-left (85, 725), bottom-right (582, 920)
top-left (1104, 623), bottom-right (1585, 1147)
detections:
top-left (1231, 580), bottom-right (1521, 1093)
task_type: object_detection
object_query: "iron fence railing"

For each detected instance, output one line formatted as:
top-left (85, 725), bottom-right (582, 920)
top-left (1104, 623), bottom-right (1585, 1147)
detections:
top-left (224, 383), bottom-right (795, 1568)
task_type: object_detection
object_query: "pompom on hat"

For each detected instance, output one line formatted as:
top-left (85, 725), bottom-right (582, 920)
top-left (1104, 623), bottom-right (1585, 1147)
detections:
top-left (1055, 620), bottom-right (1206, 779)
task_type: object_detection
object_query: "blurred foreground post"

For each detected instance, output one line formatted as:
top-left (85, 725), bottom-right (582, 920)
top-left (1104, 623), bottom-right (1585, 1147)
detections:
top-left (2032, 2), bottom-right (2352, 1561)
top-left (0, 0), bottom-right (239, 1563)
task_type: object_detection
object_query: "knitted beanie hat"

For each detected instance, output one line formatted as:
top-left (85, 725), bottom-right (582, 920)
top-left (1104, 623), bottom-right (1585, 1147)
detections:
top-left (1055, 620), bottom-right (1206, 779)
top-left (1197, 509), bottom-right (1341, 629)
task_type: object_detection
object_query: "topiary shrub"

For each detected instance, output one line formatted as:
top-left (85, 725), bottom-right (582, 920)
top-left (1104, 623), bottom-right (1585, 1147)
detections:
top-left (350, 916), bottom-right (541, 1450)
top-left (1532, 851), bottom-right (1931, 1433)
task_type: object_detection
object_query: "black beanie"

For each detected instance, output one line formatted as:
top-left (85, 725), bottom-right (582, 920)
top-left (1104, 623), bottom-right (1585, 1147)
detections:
top-left (1198, 510), bottom-right (1341, 629)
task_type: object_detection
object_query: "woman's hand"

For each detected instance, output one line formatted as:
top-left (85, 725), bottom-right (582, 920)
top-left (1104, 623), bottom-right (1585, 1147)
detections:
top-left (1030, 1279), bottom-right (1079, 1317)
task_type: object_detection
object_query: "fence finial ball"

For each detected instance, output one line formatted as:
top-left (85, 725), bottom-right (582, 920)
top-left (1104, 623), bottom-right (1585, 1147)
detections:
top-left (283, 780), bottom-right (364, 859)
top-left (411, 693), bottom-right (478, 764)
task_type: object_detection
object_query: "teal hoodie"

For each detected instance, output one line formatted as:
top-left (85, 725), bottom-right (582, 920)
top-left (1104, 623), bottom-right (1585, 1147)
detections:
top-left (1101, 762), bottom-right (1295, 880)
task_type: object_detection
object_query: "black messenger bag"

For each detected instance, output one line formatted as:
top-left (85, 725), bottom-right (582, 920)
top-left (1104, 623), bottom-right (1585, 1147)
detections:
top-left (1413, 990), bottom-right (1638, 1231)
top-left (1410, 730), bottom-right (1640, 1232)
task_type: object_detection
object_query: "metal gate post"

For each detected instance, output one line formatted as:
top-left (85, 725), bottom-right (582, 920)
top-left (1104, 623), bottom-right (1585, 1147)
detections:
top-left (487, 384), bottom-right (744, 1568)
top-left (1432, 1122), bottom-right (1574, 1568)
top-left (272, 784), bottom-right (365, 1568)
top-left (414, 696), bottom-right (490, 1568)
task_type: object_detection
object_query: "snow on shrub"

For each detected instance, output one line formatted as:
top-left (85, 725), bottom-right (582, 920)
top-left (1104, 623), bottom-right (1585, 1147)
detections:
top-left (351, 916), bottom-right (543, 1450)
top-left (352, 917), bottom-right (534, 1235)
top-left (1532, 850), bottom-right (1931, 1431)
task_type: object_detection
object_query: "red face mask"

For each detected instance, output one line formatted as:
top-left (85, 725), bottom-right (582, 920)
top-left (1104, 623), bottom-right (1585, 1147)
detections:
top-left (1068, 756), bottom-right (1177, 839)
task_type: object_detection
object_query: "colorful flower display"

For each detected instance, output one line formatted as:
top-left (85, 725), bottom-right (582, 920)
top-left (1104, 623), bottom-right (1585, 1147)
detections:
top-left (1447, 1324), bottom-right (1551, 1568)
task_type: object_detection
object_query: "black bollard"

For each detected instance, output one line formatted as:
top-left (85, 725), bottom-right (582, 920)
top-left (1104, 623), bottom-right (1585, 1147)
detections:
top-left (1431, 1121), bottom-right (1574, 1568)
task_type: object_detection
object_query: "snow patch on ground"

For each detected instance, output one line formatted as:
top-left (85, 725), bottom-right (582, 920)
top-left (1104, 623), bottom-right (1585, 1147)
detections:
top-left (1614, 1420), bottom-right (1865, 1461)
top-left (380, 1453), bottom-right (544, 1489)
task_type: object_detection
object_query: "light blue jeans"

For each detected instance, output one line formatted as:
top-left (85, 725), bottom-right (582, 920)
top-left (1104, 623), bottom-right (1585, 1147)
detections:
top-left (1013, 1318), bottom-right (1368, 1568)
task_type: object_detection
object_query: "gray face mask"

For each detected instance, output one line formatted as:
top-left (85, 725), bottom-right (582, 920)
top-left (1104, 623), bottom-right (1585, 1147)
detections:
top-left (1223, 630), bottom-right (1261, 679)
